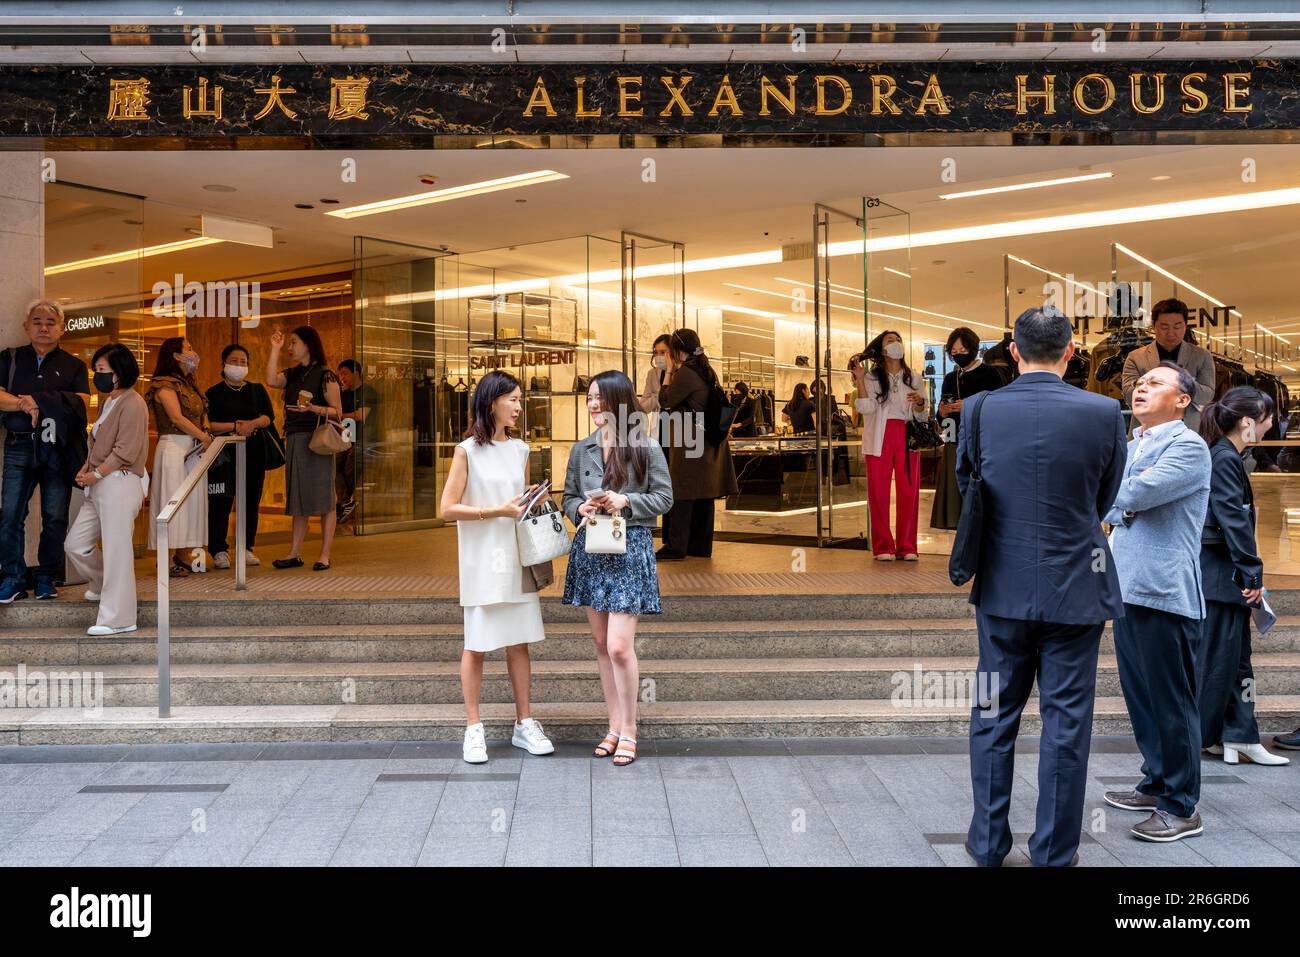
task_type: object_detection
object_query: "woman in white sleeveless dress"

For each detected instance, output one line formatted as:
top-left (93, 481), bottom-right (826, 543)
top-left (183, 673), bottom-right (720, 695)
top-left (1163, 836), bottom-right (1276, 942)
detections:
top-left (439, 370), bottom-right (554, 764)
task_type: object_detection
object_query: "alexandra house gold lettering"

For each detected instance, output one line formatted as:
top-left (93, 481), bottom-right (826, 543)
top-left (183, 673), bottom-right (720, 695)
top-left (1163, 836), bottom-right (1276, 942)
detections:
top-left (1224, 72), bottom-right (1252, 112)
top-left (871, 75), bottom-right (902, 115)
top-left (575, 76), bottom-right (602, 117)
top-left (522, 77), bottom-right (556, 117)
top-left (1015, 74), bottom-right (1056, 115)
top-left (1130, 72), bottom-right (1166, 114)
top-left (759, 75), bottom-right (798, 116)
top-left (814, 75), bottom-right (852, 116)
top-left (1180, 72), bottom-right (1210, 112)
top-left (617, 76), bottom-right (644, 117)
top-left (709, 74), bottom-right (743, 116)
top-left (1072, 73), bottom-right (1116, 114)
top-left (915, 73), bottom-right (951, 115)
top-left (660, 75), bottom-right (694, 117)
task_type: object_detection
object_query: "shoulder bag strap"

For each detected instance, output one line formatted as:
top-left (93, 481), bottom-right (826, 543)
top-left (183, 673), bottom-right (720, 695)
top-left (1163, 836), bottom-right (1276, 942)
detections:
top-left (968, 391), bottom-right (988, 480)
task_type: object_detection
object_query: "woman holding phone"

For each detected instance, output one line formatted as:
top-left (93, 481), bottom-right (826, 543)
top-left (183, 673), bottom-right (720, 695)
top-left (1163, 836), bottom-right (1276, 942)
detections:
top-left (563, 370), bottom-right (673, 766)
top-left (440, 369), bottom-right (554, 765)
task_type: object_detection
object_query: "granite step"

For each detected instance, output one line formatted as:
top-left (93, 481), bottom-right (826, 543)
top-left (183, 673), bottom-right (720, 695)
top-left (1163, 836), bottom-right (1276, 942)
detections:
top-left (9, 653), bottom-right (1300, 707)
top-left (3, 617), bottom-right (1299, 665)
top-left (7, 696), bottom-right (1300, 745)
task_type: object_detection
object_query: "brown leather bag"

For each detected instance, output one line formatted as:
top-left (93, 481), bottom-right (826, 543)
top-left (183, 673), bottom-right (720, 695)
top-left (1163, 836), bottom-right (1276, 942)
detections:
top-left (309, 415), bottom-right (350, 456)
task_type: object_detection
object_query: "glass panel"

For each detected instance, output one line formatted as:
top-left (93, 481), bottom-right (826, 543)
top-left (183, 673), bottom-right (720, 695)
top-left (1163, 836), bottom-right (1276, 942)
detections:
top-left (622, 233), bottom-right (686, 387)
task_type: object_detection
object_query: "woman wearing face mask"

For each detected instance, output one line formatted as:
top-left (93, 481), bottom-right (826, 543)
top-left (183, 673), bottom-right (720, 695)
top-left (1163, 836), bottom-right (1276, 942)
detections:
top-left (146, 336), bottom-right (211, 576)
top-left (65, 344), bottom-right (149, 636)
top-left (206, 344), bottom-right (276, 570)
top-left (564, 370), bottom-right (673, 766)
top-left (266, 326), bottom-right (343, 571)
top-left (1197, 387), bottom-right (1290, 766)
top-left (638, 334), bottom-right (672, 441)
top-left (851, 330), bottom-right (929, 561)
top-left (931, 327), bottom-right (1004, 531)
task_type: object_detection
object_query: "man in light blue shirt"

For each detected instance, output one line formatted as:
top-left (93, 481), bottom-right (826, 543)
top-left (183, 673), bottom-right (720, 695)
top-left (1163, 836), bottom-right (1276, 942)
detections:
top-left (1104, 361), bottom-right (1211, 844)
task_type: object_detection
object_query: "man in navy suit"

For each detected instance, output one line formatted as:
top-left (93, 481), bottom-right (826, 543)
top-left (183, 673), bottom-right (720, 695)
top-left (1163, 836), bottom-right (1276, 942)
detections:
top-left (957, 306), bottom-right (1128, 867)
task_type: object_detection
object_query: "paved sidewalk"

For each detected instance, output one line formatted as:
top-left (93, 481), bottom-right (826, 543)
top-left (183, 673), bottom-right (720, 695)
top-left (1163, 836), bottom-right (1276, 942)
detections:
top-left (0, 737), bottom-right (1297, 866)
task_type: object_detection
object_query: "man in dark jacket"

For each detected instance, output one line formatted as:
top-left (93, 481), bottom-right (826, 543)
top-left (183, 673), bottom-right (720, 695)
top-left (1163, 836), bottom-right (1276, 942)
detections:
top-left (957, 306), bottom-right (1128, 867)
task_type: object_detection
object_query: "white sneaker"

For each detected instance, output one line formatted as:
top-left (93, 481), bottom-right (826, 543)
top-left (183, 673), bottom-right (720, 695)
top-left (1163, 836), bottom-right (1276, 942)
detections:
top-left (1223, 742), bottom-right (1291, 765)
top-left (462, 722), bottom-right (488, 764)
top-left (245, 550), bottom-right (261, 566)
top-left (512, 717), bottom-right (555, 755)
top-left (874, 553), bottom-right (895, 562)
top-left (84, 590), bottom-right (100, 602)
top-left (900, 553), bottom-right (919, 562)
top-left (212, 551), bottom-right (231, 570)
top-left (87, 624), bottom-right (137, 637)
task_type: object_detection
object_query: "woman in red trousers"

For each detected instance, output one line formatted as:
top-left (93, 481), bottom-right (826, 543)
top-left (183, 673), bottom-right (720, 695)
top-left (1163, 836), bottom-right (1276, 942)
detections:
top-left (851, 330), bottom-right (929, 561)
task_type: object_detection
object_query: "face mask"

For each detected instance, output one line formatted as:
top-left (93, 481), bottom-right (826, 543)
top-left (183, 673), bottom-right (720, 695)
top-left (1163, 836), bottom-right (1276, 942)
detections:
top-left (179, 352), bottom-right (200, 374)
top-left (224, 364), bottom-right (249, 383)
top-left (93, 371), bottom-right (116, 394)
top-left (884, 342), bottom-right (905, 360)
top-left (950, 351), bottom-right (974, 368)
top-left (653, 355), bottom-right (666, 369)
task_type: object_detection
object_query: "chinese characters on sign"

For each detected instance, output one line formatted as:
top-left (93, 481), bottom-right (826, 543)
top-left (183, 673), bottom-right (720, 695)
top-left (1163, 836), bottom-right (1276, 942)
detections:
top-left (107, 75), bottom-right (373, 124)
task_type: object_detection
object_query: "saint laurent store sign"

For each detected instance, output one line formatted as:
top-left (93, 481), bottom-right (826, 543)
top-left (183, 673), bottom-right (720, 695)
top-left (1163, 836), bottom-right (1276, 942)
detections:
top-left (0, 61), bottom-right (1295, 141)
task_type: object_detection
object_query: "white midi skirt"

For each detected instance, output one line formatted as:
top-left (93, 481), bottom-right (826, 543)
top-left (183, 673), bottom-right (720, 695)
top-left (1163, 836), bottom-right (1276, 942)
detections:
top-left (148, 434), bottom-right (208, 550)
top-left (463, 595), bottom-right (545, 653)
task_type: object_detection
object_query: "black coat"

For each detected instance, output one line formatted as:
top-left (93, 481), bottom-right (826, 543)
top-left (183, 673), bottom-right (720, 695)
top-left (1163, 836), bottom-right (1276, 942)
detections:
top-left (1200, 437), bottom-right (1263, 606)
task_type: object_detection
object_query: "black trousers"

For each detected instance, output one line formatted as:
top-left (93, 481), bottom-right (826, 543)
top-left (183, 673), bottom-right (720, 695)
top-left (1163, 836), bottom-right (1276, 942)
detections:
top-left (207, 465), bottom-right (266, 554)
top-left (1197, 599), bottom-right (1259, 746)
top-left (335, 446), bottom-right (356, 504)
top-left (1113, 602), bottom-right (1201, 818)
top-left (663, 497), bottom-right (715, 557)
top-left (967, 611), bottom-right (1103, 867)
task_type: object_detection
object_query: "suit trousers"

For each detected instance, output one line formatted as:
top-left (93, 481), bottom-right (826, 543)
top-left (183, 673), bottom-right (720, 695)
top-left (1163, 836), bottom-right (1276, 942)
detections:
top-left (968, 611), bottom-right (1103, 867)
top-left (1113, 602), bottom-right (1201, 818)
top-left (1197, 599), bottom-right (1259, 746)
top-left (663, 497), bottom-right (715, 558)
top-left (865, 418), bottom-right (920, 557)
top-left (64, 471), bottom-right (144, 629)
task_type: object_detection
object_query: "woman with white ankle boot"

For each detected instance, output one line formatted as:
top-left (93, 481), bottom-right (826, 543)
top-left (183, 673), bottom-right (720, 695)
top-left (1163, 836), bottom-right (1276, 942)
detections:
top-left (440, 370), bottom-right (555, 765)
top-left (1197, 387), bottom-right (1289, 766)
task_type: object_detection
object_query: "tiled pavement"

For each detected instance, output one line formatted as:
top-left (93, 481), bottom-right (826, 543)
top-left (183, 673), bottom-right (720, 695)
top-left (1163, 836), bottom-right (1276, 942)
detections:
top-left (1, 737), bottom-right (1298, 867)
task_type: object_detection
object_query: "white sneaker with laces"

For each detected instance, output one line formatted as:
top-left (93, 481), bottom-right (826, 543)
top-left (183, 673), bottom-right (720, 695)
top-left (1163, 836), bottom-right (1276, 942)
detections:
top-left (512, 717), bottom-right (555, 755)
top-left (462, 722), bottom-right (488, 764)
top-left (245, 550), bottom-right (261, 566)
top-left (87, 624), bottom-right (137, 637)
top-left (84, 590), bottom-right (100, 602)
top-left (212, 551), bottom-right (231, 569)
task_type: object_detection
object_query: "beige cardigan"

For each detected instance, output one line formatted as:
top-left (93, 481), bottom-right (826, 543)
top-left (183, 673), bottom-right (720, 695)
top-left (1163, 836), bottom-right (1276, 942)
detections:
top-left (86, 390), bottom-right (150, 477)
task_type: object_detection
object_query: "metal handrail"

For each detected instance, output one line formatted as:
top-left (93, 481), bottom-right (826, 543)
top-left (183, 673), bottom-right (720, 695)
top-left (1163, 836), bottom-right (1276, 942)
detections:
top-left (155, 435), bottom-right (247, 718)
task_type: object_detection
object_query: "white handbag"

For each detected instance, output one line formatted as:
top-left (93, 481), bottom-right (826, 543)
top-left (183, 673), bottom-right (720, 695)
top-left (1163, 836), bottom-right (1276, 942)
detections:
top-left (583, 513), bottom-right (628, 555)
top-left (515, 499), bottom-right (572, 566)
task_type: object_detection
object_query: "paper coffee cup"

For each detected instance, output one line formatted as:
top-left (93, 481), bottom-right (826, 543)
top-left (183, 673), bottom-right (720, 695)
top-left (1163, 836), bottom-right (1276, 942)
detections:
top-left (297, 390), bottom-right (313, 406)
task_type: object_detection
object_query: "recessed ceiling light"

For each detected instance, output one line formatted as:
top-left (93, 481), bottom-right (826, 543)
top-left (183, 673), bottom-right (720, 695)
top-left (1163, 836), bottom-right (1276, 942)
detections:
top-left (1150, 175), bottom-right (1172, 181)
top-left (122, 219), bottom-right (143, 226)
top-left (931, 259), bottom-right (947, 266)
top-left (325, 170), bottom-right (570, 220)
top-left (515, 199), bottom-right (528, 204)
top-left (940, 171), bottom-right (1113, 200)
top-left (202, 184), bottom-right (237, 193)
top-left (185, 227), bottom-right (202, 235)
top-left (294, 203), bottom-right (314, 210)
top-left (319, 198), bottom-right (340, 204)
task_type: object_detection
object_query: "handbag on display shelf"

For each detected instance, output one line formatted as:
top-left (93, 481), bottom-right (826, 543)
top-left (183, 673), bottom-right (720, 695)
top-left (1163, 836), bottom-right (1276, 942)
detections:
top-left (530, 376), bottom-right (551, 392)
top-left (584, 513), bottom-right (627, 555)
top-left (309, 415), bottom-right (352, 456)
top-left (574, 374), bottom-right (591, 393)
top-left (515, 494), bottom-right (572, 566)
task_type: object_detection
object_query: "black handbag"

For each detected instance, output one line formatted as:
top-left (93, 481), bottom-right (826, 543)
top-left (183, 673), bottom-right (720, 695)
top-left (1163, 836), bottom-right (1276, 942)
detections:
top-left (948, 391), bottom-right (990, 587)
top-left (258, 422), bottom-right (287, 471)
top-left (574, 374), bottom-right (591, 393)
top-left (906, 416), bottom-right (943, 453)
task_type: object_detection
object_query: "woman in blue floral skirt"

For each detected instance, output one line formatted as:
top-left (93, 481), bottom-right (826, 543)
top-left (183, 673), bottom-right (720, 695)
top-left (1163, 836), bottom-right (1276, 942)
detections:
top-left (563, 370), bottom-right (673, 766)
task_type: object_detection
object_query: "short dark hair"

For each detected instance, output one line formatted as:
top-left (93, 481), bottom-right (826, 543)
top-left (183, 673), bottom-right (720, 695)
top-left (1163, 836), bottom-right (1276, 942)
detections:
top-left (1012, 306), bottom-right (1071, 364)
top-left (92, 343), bottom-right (139, 390)
top-left (221, 343), bottom-right (249, 364)
top-left (945, 326), bottom-right (980, 357)
top-left (339, 358), bottom-right (360, 375)
top-left (1151, 298), bottom-right (1190, 324)
top-left (290, 325), bottom-right (328, 366)
top-left (466, 369), bottom-right (521, 444)
top-left (1155, 360), bottom-right (1196, 399)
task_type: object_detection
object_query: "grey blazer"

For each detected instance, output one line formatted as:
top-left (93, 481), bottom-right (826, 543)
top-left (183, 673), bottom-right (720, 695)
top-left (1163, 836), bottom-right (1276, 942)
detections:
top-left (562, 431), bottom-right (674, 528)
top-left (1105, 420), bottom-right (1212, 620)
top-left (1121, 340), bottom-right (1216, 433)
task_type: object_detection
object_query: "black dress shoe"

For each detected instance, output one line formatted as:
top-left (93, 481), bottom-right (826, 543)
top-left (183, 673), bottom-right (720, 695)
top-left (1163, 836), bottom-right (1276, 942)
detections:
top-left (655, 547), bottom-right (686, 561)
top-left (1273, 728), bottom-right (1300, 750)
top-left (272, 557), bottom-right (305, 569)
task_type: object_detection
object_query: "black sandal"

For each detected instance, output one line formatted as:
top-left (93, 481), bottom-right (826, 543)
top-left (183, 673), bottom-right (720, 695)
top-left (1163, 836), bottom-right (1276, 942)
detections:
top-left (272, 557), bottom-right (304, 569)
top-left (169, 559), bottom-right (190, 577)
top-left (312, 561), bottom-right (331, 572)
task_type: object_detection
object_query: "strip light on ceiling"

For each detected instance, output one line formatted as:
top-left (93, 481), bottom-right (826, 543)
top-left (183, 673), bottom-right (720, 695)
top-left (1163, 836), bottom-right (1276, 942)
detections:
top-left (1113, 243), bottom-right (1243, 319)
top-left (939, 171), bottom-right (1114, 201)
top-left (44, 237), bottom-right (222, 277)
top-left (325, 170), bottom-right (570, 220)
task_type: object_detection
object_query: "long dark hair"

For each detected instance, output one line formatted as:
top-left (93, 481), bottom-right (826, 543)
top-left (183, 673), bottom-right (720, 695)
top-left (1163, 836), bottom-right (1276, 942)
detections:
top-left (152, 336), bottom-right (194, 386)
top-left (1200, 386), bottom-right (1274, 447)
top-left (791, 382), bottom-right (810, 404)
top-left (668, 327), bottom-right (719, 389)
top-left (865, 329), bottom-right (914, 401)
top-left (466, 370), bottom-right (521, 444)
top-left (291, 325), bottom-right (328, 367)
top-left (591, 370), bottom-right (649, 492)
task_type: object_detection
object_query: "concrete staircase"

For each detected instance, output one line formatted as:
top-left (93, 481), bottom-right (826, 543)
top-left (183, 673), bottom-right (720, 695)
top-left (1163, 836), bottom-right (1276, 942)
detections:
top-left (3, 591), bottom-right (1300, 744)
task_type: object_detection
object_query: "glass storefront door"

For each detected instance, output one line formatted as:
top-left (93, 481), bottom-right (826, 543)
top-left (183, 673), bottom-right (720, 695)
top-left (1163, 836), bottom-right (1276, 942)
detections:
top-left (621, 232), bottom-right (686, 381)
